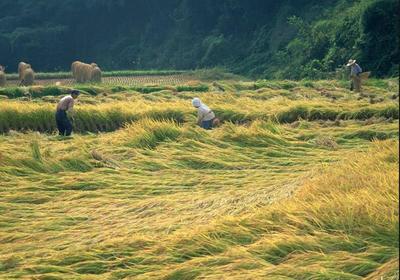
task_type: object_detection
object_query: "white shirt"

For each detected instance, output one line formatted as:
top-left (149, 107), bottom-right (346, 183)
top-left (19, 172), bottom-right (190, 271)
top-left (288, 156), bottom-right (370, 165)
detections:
top-left (197, 104), bottom-right (215, 122)
top-left (57, 95), bottom-right (74, 111)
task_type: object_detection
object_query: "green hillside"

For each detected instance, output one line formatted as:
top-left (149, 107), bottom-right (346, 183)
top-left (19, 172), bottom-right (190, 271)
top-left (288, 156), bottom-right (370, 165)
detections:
top-left (0, 0), bottom-right (398, 78)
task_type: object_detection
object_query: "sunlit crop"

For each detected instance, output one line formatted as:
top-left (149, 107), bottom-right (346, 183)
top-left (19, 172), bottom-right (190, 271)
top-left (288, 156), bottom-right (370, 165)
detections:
top-left (0, 76), bottom-right (398, 279)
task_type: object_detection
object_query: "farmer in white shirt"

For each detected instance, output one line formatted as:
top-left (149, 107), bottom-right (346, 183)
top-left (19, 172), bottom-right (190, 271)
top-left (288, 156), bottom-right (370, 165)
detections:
top-left (55, 89), bottom-right (80, 136)
top-left (192, 97), bottom-right (216, 130)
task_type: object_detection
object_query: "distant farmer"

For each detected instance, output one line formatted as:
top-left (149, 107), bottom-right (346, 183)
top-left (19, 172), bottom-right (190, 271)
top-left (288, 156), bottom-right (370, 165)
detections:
top-left (346, 59), bottom-right (362, 92)
top-left (192, 97), bottom-right (217, 130)
top-left (55, 90), bottom-right (80, 136)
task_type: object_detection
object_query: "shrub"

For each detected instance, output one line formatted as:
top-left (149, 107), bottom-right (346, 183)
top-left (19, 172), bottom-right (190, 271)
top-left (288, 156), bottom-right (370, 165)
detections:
top-left (177, 84), bottom-right (209, 92)
top-left (378, 105), bottom-right (399, 119)
top-left (352, 108), bottom-right (378, 120)
top-left (134, 86), bottom-right (166, 94)
top-left (309, 108), bottom-right (339, 121)
top-left (29, 86), bottom-right (65, 98)
top-left (276, 105), bottom-right (309, 123)
top-left (212, 108), bottom-right (253, 124)
top-left (0, 87), bottom-right (26, 98)
top-left (115, 119), bottom-right (182, 149)
top-left (144, 109), bottom-right (185, 124)
top-left (342, 130), bottom-right (398, 141)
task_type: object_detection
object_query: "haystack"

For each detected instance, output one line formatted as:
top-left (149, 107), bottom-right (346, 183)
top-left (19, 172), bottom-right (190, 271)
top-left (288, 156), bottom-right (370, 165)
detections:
top-left (360, 71), bottom-right (371, 80)
top-left (71, 61), bottom-right (81, 80)
top-left (18, 62), bottom-right (31, 80)
top-left (21, 68), bottom-right (35, 86)
top-left (91, 66), bottom-right (102, 83)
top-left (0, 65), bottom-right (6, 87)
top-left (73, 62), bottom-right (94, 83)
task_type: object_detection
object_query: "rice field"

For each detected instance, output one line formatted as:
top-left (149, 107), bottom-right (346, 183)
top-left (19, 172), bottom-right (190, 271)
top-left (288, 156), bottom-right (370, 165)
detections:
top-left (0, 77), bottom-right (398, 279)
top-left (5, 74), bottom-right (193, 87)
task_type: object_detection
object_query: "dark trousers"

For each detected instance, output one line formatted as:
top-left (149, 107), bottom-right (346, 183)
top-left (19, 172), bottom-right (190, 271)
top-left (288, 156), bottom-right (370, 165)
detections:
top-left (55, 110), bottom-right (72, 136)
top-left (201, 119), bottom-right (213, 130)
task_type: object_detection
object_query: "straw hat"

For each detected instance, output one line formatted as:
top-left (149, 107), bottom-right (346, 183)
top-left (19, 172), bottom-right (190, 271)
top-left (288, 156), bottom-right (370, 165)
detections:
top-left (346, 59), bottom-right (356, 67)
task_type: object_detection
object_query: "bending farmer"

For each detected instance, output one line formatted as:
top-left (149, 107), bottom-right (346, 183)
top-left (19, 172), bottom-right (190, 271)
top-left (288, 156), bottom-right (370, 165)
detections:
top-left (56, 90), bottom-right (80, 136)
top-left (192, 97), bottom-right (216, 130)
top-left (346, 59), bottom-right (362, 92)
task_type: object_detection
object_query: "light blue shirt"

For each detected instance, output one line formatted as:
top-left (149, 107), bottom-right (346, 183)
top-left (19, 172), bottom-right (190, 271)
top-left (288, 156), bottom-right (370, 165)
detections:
top-left (351, 63), bottom-right (362, 76)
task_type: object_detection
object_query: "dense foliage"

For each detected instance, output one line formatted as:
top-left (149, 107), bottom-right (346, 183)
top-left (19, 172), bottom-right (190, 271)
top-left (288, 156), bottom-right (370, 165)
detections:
top-left (0, 0), bottom-right (398, 78)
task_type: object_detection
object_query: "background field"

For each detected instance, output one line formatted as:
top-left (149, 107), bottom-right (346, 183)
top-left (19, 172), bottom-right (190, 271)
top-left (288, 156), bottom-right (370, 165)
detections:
top-left (0, 76), bottom-right (398, 279)
top-left (4, 71), bottom-right (191, 87)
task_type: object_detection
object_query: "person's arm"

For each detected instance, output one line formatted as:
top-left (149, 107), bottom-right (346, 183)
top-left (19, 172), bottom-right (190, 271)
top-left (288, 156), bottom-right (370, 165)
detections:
top-left (349, 66), bottom-right (354, 78)
top-left (356, 65), bottom-right (362, 76)
top-left (197, 109), bottom-right (204, 125)
top-left (197, 113), bottom-right (202, 125)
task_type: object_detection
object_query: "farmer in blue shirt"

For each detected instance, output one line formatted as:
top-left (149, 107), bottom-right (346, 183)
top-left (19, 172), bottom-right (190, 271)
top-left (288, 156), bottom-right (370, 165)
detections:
top-left (346, 59), bottom-right (363, 92)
